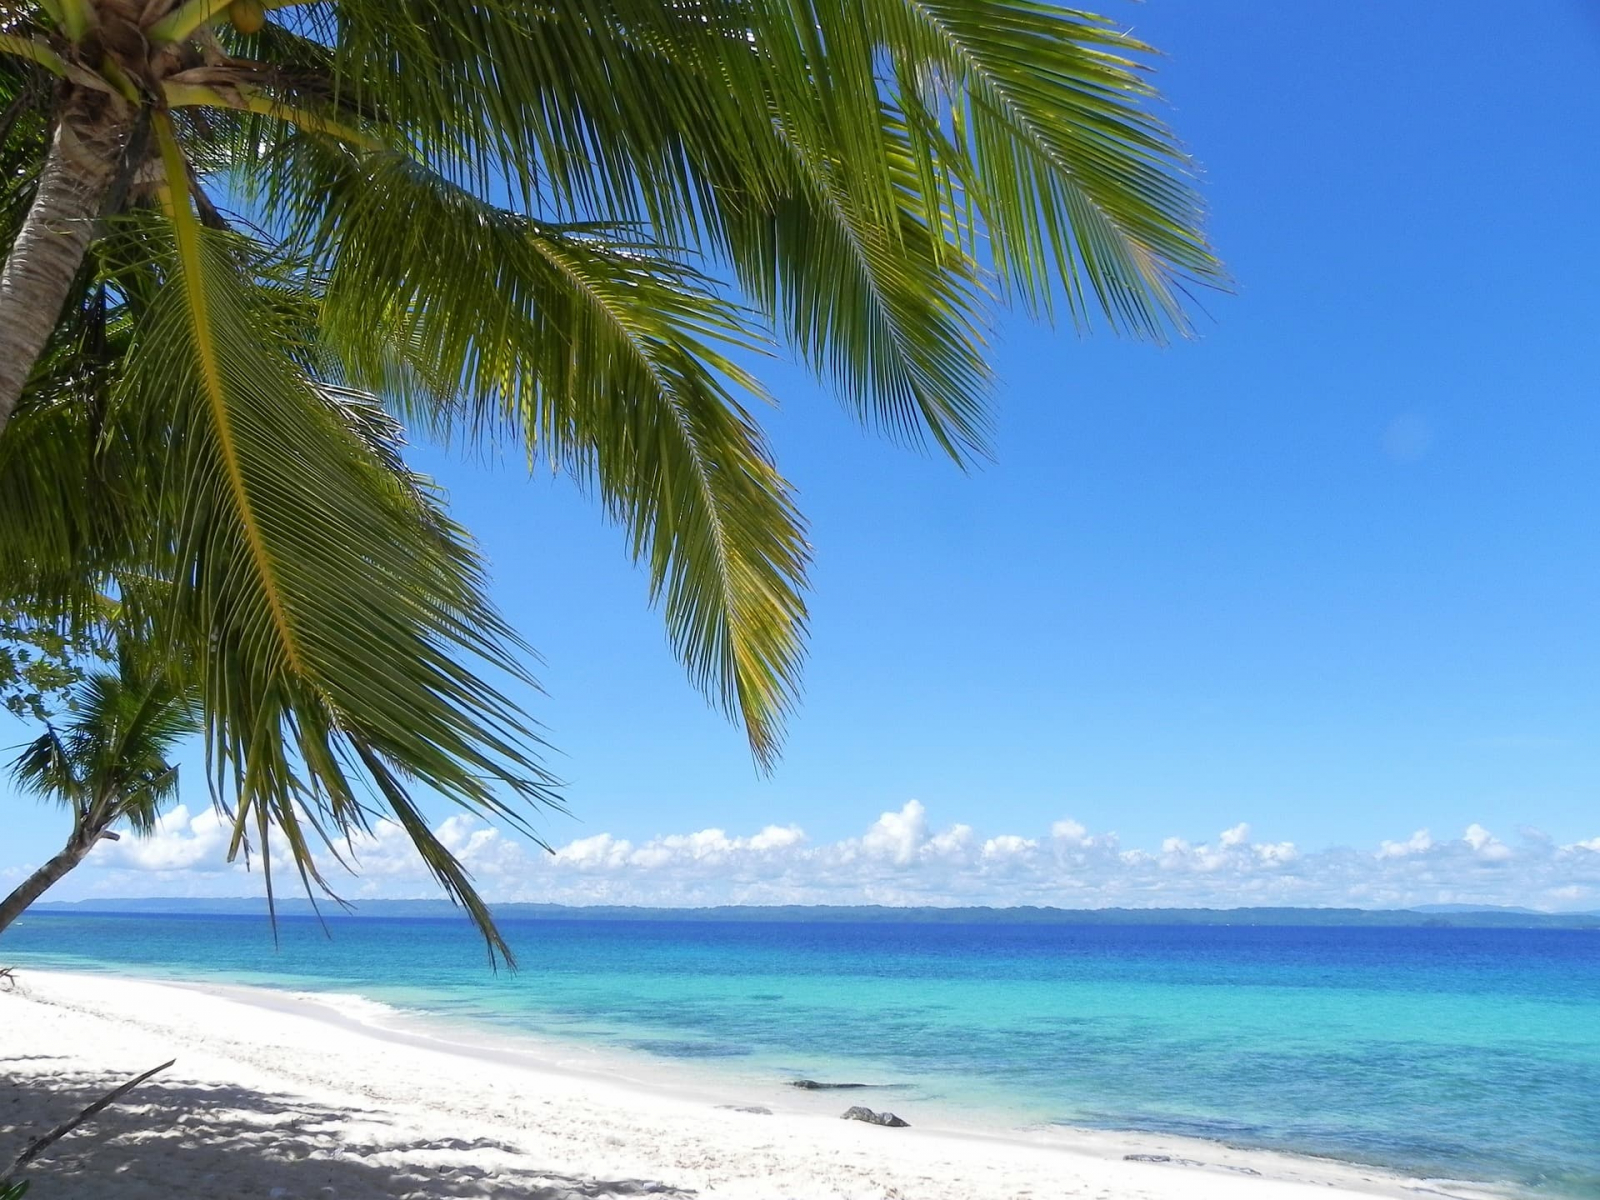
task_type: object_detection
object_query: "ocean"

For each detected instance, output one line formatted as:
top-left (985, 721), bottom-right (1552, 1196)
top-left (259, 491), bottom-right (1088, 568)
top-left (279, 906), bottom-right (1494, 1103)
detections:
top-left (4, 912), bottom-right (1597, 1197)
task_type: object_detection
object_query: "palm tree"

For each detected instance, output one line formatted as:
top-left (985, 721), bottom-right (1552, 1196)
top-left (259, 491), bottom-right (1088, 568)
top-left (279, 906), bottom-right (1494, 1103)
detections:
top-left (0, 0), bottom-right (1220, 956)
top-left (0, 649), bottom-right (195, 935)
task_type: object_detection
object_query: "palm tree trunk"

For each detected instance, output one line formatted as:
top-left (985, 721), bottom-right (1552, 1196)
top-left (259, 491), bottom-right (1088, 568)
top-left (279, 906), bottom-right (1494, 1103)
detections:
top-left (0, 92), bottom-right (132, 436)
top-left (0, 829), bottom-right (96, 937)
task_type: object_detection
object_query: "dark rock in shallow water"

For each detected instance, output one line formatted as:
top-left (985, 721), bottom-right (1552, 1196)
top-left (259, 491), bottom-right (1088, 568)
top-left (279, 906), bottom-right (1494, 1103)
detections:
top-left (840, 1106), bottom-right (909, 1128)
top-left (791, 1079), bottom-right (871, 1090)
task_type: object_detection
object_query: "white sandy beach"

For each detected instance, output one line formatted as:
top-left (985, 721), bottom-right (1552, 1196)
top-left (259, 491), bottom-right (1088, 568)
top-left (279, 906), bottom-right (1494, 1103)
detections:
top-left (0, 969), bottom-right (1493, 1200)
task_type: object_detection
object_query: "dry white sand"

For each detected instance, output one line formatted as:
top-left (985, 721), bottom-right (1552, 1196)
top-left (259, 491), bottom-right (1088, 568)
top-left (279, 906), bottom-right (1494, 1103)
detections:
top-left (0, 969), bottom-right (1495, 1200)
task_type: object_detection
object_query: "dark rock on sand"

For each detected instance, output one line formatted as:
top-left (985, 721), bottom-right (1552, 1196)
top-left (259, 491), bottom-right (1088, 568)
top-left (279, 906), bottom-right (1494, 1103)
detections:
top-left (716, 1105), bottom-right (773, 1114)
top-left (840, 1106), bottom-right (909, 1127)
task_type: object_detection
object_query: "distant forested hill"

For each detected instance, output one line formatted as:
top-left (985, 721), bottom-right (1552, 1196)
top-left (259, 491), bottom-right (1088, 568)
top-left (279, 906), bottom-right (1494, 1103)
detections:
top-left (28, 898), bottom-right (1600, 929)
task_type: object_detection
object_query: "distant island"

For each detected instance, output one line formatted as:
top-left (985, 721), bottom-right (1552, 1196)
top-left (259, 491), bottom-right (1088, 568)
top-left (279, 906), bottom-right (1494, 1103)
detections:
top-left (28, 898), bottom-right (1600, 929)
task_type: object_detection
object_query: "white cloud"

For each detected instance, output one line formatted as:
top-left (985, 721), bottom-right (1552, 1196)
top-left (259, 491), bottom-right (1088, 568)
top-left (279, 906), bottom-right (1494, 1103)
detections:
top-left (749, 825), bottom-right (805, 852)
top-left (1254, 842), bottom-right (1298, 866)
top-left (1051, 818), bottom-right (1089, 845)
top-left (1378, 829), bottom-right (1433, 859)
top-left (97, 805), bottom-right (234, 873)
top-left (981, 834), bottom-right (1037, 861)
top-left (554, 833), bottom-right (635, 870)
top-left (860, 800), bottom-right (928, 866)
top-left (927, 824), bottom-right (975, 858)
top-left (33, 800), bottom-right (1600, 914)
top-left (1463, 824), bottom-right (1513, 862)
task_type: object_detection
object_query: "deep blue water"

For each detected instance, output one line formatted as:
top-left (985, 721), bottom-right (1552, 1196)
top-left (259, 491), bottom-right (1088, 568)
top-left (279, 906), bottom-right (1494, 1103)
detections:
top-left (5, 913), bottom-right (1597, 1196)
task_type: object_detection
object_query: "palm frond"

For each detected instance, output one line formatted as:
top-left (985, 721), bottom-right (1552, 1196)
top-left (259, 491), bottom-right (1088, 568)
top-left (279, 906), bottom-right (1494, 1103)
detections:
top-left (0, 252), bottom-right (145, 611)
top-left (9, 647), bottom-right (191, 831)
top-left (313, 153), bottom-right (810, 765)
top-left (0, 0), bottom-right (1220, 948)
top-left (869, 0), bottom-right (1222, 331)
top-left (255, 0), bottom-right (758, 220)
top-left (10, 724), bottom-right (74, 807)
top-left (717, 106), bottom-right (994, 460)
top-left (130, 118), bottom-right (557, 959)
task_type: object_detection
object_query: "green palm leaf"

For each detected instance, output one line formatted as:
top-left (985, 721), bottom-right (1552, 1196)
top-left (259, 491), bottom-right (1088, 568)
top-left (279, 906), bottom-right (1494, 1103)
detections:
top-left (0, 643), bottom-right (195, 936)
top-left (869, 0), bottom-right (1220, 330)
top-left (310, 153), bottom-right (809, 765)
top-left (125, 118), bottom-right (558, 959)
top-left (1, 0), bottom-right (1219, 952)
top-left (717, 107), bottom-right (994, 460)
top-left (11, 648), bottom-right (194, 836)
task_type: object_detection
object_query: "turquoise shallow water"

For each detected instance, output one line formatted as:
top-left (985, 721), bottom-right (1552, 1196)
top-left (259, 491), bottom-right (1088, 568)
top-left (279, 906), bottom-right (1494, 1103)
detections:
top-left (4, 912), bottom-right (1597, 1197)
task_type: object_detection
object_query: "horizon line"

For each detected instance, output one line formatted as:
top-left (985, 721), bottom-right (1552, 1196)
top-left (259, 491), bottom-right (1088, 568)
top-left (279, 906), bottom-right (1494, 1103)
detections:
top-left (24, 897), bottom-right (1600, 924)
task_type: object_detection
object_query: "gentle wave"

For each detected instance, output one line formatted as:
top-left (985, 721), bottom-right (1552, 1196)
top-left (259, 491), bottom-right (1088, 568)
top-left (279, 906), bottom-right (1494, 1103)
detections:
top-left (7, 912), bottom-right (1597, 1198)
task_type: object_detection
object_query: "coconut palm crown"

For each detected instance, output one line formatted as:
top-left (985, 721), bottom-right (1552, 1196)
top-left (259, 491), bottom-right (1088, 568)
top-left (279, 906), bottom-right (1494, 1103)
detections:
top-left (0, 0), bottom-right (1220, 956)
top-left (0, 647), bottom-right (195, 935)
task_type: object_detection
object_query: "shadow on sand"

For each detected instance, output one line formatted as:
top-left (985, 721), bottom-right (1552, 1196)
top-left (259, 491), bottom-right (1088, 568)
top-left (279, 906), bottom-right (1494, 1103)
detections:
top-left (1, 1066), bottom-right (695, 1199)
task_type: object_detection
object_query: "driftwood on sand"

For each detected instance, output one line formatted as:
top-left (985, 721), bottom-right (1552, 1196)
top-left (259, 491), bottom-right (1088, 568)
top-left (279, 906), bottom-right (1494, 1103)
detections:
top-left (2, 1058), bottom-right (175, 1185)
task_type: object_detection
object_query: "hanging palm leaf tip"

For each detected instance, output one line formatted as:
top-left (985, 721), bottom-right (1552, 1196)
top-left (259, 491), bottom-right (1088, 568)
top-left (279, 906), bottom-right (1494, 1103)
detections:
top-left (0, 0), bottom-right (1220, 955)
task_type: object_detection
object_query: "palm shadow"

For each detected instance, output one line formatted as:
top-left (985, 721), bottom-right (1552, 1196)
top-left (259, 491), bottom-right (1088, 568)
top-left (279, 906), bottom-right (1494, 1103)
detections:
top-left (1, 1064), bottom-right (696, 1199)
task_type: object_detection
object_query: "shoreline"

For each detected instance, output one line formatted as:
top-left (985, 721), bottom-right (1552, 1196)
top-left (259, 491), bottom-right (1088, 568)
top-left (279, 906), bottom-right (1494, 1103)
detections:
top-left (0, 966), bottom-right (1512, 1200)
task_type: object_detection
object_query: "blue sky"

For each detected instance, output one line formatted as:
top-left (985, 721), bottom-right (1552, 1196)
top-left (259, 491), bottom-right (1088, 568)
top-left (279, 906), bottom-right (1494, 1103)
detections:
top-left (6, 1), bottom-right (1600, 909)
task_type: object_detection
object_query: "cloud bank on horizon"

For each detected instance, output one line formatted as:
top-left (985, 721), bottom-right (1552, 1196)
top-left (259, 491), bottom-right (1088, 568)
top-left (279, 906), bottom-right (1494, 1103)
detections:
top-left (9, 800), bottom-right (1600, 912)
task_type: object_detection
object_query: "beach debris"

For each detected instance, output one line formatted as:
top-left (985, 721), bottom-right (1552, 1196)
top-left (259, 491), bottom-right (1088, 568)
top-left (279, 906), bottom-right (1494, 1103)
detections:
top-left (840, 1106), bottom-right (909, 1128)
top-left (2, 1058), bottom-right (175, 1185)
top-left (791, 1079), bottom-right (871, 1090)
top-left (1123, 1154), bottom-right (1204, 1167)
top-left (716, 1105), bottom-right (773, 1114)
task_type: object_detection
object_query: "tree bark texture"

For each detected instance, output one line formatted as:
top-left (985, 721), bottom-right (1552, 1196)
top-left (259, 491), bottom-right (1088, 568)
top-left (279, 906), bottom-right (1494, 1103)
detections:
top-left (0, 830), bottom-right (95, 936)
top-left (0, 90), bottom-right (131, 436)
